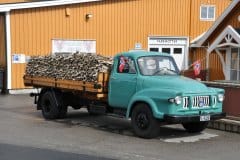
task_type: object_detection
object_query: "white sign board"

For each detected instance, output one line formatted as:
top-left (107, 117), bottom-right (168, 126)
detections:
top-left (149, 37), bottom-right (187, 45)
top-left (52, 39), bottom-right (96, 54)
top-left (12, 54), bottom-right (26, 63)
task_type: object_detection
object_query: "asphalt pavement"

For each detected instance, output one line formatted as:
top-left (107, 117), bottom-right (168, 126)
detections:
top-left (0, 94), bottom-right (240, 160)
top-left (0, 143), bottom-right (115, 160)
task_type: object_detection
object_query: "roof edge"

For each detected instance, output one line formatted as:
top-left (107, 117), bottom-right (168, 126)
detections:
top-left (207, 25), bottom-right (240, 53)
top-left (0, 0), bottom-right (102, 12)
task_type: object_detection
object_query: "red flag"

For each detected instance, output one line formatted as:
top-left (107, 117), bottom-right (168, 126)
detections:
top-left (193, 60), bottom-right (201, 76)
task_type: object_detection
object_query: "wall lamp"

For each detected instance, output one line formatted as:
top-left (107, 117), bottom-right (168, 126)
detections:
top-left (85, 13), bottom-right (93, 20)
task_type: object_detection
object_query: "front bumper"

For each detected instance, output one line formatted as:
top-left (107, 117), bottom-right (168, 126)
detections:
top-left (163, 112), bottom-right (226, 123)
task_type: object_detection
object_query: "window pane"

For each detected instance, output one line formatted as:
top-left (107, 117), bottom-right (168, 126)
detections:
top-left (150, 48), bottom-right (159, 52)
top-left (239, 58), bottom-right (240, 69)
top-left (231, 52), bottom-right (238, 69)
top-left (201, 6), bottom-right (207, 19)
top-left (230, 70), bottom-right (237, 80)
top-left (128, 58), bottom-right (136, 74)
top-left (173, 48), bottom-right (182, 54)
top-left (208, 7), bottom-right (215, 19)
top-left (231, 48), bottom-right (238, 54)
top-left (231, 59), bottom-right (238, 69)
top-left (118, 56), bottom-right (136, 74)
top-left (162, 48), bottom-right (171, 54)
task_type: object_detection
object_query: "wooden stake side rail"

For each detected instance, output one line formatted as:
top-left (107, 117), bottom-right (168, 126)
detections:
top-left (23, 72), bottom-right (110, 94)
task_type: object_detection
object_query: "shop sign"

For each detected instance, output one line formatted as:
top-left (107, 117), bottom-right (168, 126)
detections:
top-left (52, 39), bottom-right (96, 54)
top-left (149, 37), bottom-right (187, 45)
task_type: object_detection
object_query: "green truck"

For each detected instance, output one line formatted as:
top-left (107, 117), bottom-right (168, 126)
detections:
top-left (24, 51), bottom-right (225, 138)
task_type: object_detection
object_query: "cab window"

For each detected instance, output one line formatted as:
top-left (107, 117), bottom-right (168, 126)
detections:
top-left (117, 56), bottom-right (136, 74)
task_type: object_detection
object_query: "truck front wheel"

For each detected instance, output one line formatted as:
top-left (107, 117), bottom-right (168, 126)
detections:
top-left (131, 103), bottom-right (160, 139)
top-left (182, 122), bottom-right (208, 133)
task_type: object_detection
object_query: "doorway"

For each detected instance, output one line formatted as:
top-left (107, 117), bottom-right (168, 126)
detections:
top-left (148, 36), bottom-right (188, 70)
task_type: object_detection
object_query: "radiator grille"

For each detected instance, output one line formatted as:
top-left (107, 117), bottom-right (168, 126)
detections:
top-left (182, 97), bottom-right (189, 109)
top-left (192, 96), bottom-right (210, 108)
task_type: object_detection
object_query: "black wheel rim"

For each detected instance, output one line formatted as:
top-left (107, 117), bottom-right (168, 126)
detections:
top-left (136, 113), bottom-right (149, 129)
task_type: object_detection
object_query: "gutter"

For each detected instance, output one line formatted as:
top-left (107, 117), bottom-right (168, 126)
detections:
top-left (0, 0), bottom-right (102, 12)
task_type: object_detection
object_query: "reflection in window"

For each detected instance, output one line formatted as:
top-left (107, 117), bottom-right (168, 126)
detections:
top-left (230, 48), bottom-right (240, 80)
top-left (138, 56), bottom-right (179, 76)
top-left (200, 5), bottom-right (215, 21)
top-left (117, 56), bottom-right (136, 74)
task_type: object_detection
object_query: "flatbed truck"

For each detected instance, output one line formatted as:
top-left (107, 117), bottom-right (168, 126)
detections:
top-left (24, 51), bottom-right (226, 138)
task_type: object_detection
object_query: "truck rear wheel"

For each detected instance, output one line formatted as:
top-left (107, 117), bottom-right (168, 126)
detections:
top-left (40, 91), bottom-right (67, 119)
top-left (182, 122), bottom-right (208, 133)
top-left (131, 103), bottom-right (160, 139)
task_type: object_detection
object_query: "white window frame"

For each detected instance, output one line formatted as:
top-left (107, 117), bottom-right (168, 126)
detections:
top-left (230, 48), bottom-right (240, 80)
top-left (200, 5), bottom-right (216, 21)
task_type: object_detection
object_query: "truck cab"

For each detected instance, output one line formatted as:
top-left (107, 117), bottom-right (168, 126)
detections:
top-left (108, 51), bottom-right (225, 138)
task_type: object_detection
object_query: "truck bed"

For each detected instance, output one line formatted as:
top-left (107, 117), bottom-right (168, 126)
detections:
top-left (24, 72), bottom-right (109, 99)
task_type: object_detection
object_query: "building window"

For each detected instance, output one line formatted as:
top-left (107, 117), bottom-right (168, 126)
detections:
top-left (150, 48), bottom-right (159, 52)
top-left (173, 48), bottom-right (182, 54)
top-left (162, 48), bottom-right (171, 54)
top-left (200, 5), bottom-right (215, 21)
top-left (230, 48), bottom-right (240, 80)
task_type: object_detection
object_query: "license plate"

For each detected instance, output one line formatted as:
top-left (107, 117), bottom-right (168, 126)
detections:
top-left (200, 115), bottom-right (210, 121)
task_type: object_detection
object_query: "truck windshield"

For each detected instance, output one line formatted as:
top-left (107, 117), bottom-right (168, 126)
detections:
top-left (137, 56), bottom-right (179, 76)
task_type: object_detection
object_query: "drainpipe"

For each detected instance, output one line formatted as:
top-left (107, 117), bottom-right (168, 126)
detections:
top-left (5, 11), bottom-right (11, 91)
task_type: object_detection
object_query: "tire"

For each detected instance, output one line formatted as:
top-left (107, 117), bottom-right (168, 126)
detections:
top-left (131, 103), bottom-right (160, 139)
top-left (58, 105), bottom-right (67, 119)
top-left (55, 91), bottom-right (67, 119)
top-left (40, 91), bottom-right (67, 119)
top-left (182, 122), bottom-right (208, 133)
top-left (87, 106), bottom-right (101, 116)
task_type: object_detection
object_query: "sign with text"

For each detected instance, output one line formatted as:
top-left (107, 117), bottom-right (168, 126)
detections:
top-left (52, 39), bottom-right (96, 54)
top-left (149, 37), bottom-right (187, 45)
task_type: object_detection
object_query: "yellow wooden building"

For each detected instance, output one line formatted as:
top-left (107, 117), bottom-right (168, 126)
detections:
top-left (0, 0), bottom-right (231, 91)
top-left (190, 0), bottom-right (240, 81)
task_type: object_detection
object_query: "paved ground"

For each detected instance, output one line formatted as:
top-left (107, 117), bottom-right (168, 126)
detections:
top-left (0, 94), bottom-right (240, 160)
top-left (0, 143), bottom-right (115, 160)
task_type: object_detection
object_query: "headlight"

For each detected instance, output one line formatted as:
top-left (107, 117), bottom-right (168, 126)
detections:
top-left (218, 94), bottom-right (224, 102)
top-left (168, 96), bottom-right (182, 105)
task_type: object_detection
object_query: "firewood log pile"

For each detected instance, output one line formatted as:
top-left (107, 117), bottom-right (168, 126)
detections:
top-left (25, 53), bottom-right (113, 82)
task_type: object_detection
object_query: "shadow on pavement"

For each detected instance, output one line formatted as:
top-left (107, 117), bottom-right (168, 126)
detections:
top-left (0, 143), bottom-right (116, 160)
top-left (54, 110), bottom-right (202, 139)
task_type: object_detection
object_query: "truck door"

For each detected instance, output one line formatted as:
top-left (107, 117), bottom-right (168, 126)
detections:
top-left (109, 56), bottom-right (137, 108)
